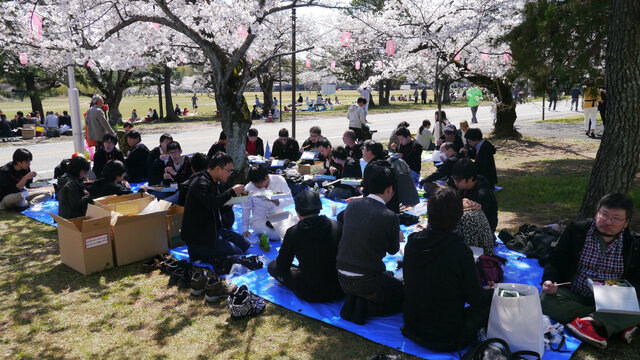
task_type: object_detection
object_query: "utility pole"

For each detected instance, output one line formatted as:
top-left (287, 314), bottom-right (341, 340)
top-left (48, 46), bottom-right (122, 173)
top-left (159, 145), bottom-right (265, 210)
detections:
top-left (61, 0), bottom-right (83, 154)
top-left (279, 57), bottom-right (283, 122)
top-left (291, 8), bottom-right (297, 138)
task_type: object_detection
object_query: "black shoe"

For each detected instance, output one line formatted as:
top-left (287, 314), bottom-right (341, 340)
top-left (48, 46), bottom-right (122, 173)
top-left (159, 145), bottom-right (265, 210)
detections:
top-left (226, 285), bottom-right (266, 319)
top-left (340, 294), bottom-right (356, 321)
top-left (161, 258), bottom-right (179, 274)
top-left (178, 268), bottom-right (193, 289)
top-left (352, 297), bottom-right (367, 325)
top-left (168, 268), bottom-right (184, 287)
top-left (190, 270), bottom-right (208, 296)
top-left (590, 133), bottom-right (596, 138)
top-left (205, 276), bottom-right (238, 303)
top-left (237, 256), bottom-right (264, 271)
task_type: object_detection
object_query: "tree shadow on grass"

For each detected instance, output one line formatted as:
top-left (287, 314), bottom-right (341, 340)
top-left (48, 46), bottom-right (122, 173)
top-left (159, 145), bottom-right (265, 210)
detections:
top-left (492, 136), bottom-right (596, 161)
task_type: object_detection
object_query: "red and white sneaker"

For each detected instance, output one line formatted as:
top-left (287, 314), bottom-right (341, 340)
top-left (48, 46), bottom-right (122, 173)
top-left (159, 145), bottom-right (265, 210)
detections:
top-left (566, 317), bottom-right (607, 349)
top-left (622, 326), bottom-right (637, 344)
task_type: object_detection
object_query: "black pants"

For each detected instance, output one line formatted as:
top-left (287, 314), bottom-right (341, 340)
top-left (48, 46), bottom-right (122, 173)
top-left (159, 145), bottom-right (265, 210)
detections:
top-left (548, 98), bottom-right (557, 110)
top-left (187, 228), bottom-right (250, 263)
top-left (338, 271), bottom-right (404, 316)
top-left (268, 261), bottom-right (344, 303)
top-left (349, 127), bottom-right (364, 142)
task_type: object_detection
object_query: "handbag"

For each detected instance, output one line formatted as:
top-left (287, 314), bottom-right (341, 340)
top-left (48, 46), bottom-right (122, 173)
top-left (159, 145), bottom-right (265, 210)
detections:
top-left (463, 338), bottom-right (541, 360)
top-left (486, 284), bottom-right (545, 357)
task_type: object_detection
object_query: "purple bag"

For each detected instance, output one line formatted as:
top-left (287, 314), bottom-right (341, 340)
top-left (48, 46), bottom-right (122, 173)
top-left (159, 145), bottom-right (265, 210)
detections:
top-left (476, 255), bottom-right (507, 286)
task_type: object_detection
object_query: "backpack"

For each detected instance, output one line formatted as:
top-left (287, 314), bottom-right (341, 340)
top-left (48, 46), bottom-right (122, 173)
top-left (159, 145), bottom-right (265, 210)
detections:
top-left (499, 224), bottom-right (561, 266)
top-left (462, 338), bottom-right (541, 360)
top-left (282, 168), bottom-right (313, 197)
top-left (476, 255), bottom-right (507, 286)
top-left (46, 128), bottom-right (61, 137)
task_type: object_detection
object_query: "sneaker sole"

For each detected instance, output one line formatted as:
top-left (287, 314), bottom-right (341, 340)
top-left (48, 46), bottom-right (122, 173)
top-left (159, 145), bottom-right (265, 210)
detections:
top-left (190, 289), bottom-right (205, 296)
top-left (205, 294), bottom-right (223, 303)
top-left (623, 328), bottom-right (636, 344)
top-left (566, 323), bottom-right (607, 349)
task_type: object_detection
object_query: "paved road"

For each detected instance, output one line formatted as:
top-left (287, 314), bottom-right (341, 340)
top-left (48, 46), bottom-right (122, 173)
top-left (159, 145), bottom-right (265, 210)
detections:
top-left (1, 100), bottom-right (599, 179)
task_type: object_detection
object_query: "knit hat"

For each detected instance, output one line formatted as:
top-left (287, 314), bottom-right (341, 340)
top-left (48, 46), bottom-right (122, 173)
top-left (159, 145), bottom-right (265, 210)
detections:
top-left (294, 190), bottom-right (323, 214)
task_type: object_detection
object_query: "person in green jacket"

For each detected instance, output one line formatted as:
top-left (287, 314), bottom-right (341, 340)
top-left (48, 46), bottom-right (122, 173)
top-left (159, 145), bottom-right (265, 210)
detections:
top-left (467, 86), bottom-right (483, 124)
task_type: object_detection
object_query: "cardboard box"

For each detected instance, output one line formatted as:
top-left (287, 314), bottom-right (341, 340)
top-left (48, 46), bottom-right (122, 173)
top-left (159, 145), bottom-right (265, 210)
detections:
top-left (93, 192), bottom-right (153, 207)
top-left (297, 164), bottom-right (311, 175)
top-left (89, 198), bottom-right (170, 267)
top-left (22, 124), bottom-right (36, 140)
top-left (166, 205), bottom-right (185, 249)
top-left (50, 212), bottom-right (114, 275)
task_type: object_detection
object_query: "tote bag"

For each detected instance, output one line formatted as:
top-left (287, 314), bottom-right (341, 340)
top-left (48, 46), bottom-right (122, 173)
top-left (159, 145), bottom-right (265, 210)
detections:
top-left (486, 283), bottom-right (545, 357)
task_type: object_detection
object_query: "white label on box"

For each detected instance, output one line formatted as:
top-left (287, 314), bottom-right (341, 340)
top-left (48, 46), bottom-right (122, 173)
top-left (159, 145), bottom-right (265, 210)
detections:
top-left (85, 233), bottom-right (109, 249)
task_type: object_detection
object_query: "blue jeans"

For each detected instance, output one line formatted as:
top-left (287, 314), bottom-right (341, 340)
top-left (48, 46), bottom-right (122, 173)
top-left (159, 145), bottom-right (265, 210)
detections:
top-left (470, 105), bottom-right (479, 123)
top-left (188, 228), bottom-right (250, 263)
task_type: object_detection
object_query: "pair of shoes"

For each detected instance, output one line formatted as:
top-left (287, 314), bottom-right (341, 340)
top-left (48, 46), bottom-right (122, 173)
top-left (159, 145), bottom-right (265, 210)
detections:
top-left (160, 258), bottom-right (179, 274)
top-left (590, 133), bottom-right (596, 139)
top-left (566, 317), bottom-right (607, 349)
top-left (190, 269), bottom-right (210, 296)
top-left (168, 262), bottom-right (192, 287)
top-left (622, 326), bottom-right (637, 344)
top-left (585, 132), bottom-right (590, 137)
top-left (226, 284), bottom-right (266, 319)
top-left (237, 256), bottom-right (264, 271)
top-left (205, 276), bottom-right (238, 302)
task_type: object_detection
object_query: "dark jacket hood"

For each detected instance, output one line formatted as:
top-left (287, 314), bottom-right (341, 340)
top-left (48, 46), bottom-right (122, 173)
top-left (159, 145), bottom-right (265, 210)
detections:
top-left (407, 228), bottom-right (461, 265)
top-left (297, 214), bottom-right (330, 231)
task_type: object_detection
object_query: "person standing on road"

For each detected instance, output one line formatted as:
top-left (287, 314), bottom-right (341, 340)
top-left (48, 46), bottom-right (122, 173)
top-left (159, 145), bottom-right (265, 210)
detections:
top-left (598, 88), bottom-right (607, 129)
top-left (358, 87), bottom-right (371, 117)
top-left (347, 97), bottom-right (367, 141)
top-left (466, 85), bottom-right (483, 124)
top-left (571, 85), bottom-right (581, 111)
top-left (86, 95), bottom-right (115, 149)
top-left (548, 86), bottom-right (558, 111)
top-left (583, 82), bottom-right (601, 139)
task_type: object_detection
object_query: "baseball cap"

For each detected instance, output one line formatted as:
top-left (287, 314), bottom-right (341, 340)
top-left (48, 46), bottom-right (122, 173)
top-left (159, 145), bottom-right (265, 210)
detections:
top-left (444, 124), bottom-right (457, 134)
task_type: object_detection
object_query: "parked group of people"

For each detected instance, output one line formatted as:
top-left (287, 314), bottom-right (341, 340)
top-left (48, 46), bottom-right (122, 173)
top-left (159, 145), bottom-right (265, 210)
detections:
top-left (0, 109), bottom-right (72, 138)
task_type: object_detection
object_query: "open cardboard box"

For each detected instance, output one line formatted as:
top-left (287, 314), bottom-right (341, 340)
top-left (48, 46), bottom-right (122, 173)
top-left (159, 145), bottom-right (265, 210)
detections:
top-left (87, 197), bottom-right (170, 267)
top-left (50, 211), bottom-right (114, 275)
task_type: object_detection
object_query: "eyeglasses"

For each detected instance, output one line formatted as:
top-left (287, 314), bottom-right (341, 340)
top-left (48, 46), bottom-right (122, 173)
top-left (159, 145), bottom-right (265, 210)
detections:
top-left (597, 211), bottom-right (626, 224)
top-left (224, 168), bottom-right (234, 175)
top-left (168, 151), bottom-right (181, 155)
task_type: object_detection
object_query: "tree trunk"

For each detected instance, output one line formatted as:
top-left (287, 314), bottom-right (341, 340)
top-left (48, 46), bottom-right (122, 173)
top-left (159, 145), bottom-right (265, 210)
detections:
top-left (579, 0), bottom-right (640, 218)
top-left (25, 71), bottom-right (44, 121)
top-left (385, 79), bottom-right (391, 105)
top-left (258, 75), bottom-right (274, 115)
top-left (466, 74), bottom-right (519, 138)
top-left (164, 66), bottom-right (179, 122)
top-left (378, 79), bottom-right (390, 106)
top-left (216, 89), bottom-right (252, 183)
top-left (433, 77), bottom-right (440, 102)
top-left (442, 81), bottom-right (451, 104)
top-left (106, 95), bottom-right (123, 126)
top-left (157, 83), bottom-right (164, 119)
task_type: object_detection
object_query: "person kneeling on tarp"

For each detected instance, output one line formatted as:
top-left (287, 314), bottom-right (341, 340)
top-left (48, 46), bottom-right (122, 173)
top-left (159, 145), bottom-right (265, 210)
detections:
top-left (267, 191), bottom-right (344, 302)
top-left (241, 163), bottom-right (296, 241)
top-left (0, 148), bottom-right (52, 211)
top-left (181, 152), bottom-right (250, 262)
top-left (541, 193), bottom-right (640, 349)
top-left (403, 186), bottom-right (493, 351)
top-left (88, 160), bottom-right (133, 199)
top-left (58, 156), bottom-right (92, 219)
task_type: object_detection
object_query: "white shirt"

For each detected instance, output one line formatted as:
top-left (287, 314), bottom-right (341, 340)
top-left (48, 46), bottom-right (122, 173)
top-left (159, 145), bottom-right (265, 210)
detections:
top-left (367, 194), bottom-right (386, 205)
top-left (241, 174), bottom-right (293, 233)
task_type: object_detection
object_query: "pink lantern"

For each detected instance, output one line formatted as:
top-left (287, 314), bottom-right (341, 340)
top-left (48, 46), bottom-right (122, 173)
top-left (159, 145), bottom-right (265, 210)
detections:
top-left (330, 60), bottom-right (336, 70)
top-left (481, 49), bottom-right (489, 62)
top-left (355, 61), bottom-right (360, 70)
top-left (504, 51), bottom-right (511, 62)
top-left (386, 40), bottom-right (395, 56)
top-left (454, 52), bottom-right (460, 62)
top-left (376, 60), bottom-right (383, 69)
top-left (249, 57), bottom-right (253, 64)
top-left (19, 52), bottom-right (28, 65)
top-left (305, 58), bottom-right (311, 68)
top-left (151, 23), bottom-right (161, 30)
top-left (340, 31), bottom-right (351, 47)
top-left (237, 27), bottom-right (248, 40)
top-left (29, 11), bottom-right (42, 39)
top-left (87, 60), bottom-right (92, 68)
top-left (466, 64), bottom-right (471, 70)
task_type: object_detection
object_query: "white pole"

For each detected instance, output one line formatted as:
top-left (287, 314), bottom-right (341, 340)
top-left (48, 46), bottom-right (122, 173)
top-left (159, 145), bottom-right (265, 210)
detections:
top-left (60, 0), bottom-right (84, 154)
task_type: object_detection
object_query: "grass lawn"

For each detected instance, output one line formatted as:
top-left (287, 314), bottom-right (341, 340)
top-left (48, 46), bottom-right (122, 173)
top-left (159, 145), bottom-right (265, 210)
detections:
top-left (2, 136), bottom-right (640, 359)
top-left (536, 113), bottom-right (603, 125)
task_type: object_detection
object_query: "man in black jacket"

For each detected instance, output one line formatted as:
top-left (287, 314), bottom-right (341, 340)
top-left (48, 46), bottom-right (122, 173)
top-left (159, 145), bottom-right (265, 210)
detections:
top-left (58, 156), bottom-right (92, 219)
top-left (403, 187), bottom-right (492, 351)
top-left (93, 133), bottom-right (124, 179)
top-left (147, 133), bottom-right (173, 182)
top-left (464, 128), bottom-right (498, 186)
top-left (207, 131), bottom-right (227, 159)
top-left (342, 130), bottom-right (363, 160)
top-left (181, 152), bottom-right (249, 262)
top-left (451, 159), bottom-right (498, 232)
top-left (421, 142), bottom-right (460, 186)
top-left (268, 191), bottom-right (344, 302)
top-left (0, 149), bottom-right (51, 210)
top-left (394, 126), bottom-right (422, 183)
top-left (437, 124), bottom-right (464, 152)
top-left (337, 165), bottom-right (403, 322)
top-left (270, 128), bottom-right (300, 162)
top-left (326, 146), bottom-right (362, 200)
top-left (541, 193), bottom-right (640, 349)
top-left (124, 130), bottom-right (150, 183)
top-left (300, 126), bottom-right (330, 163)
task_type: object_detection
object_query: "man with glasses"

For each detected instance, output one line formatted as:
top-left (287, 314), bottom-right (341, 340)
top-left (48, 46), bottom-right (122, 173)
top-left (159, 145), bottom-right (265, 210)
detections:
top-left (450, 158), bottom-right (498, 233)
top-left (541, 193), bottom-right (640, 349)
top-left (300, 126), bottom-right (330, 163)
top-left (182, 152), bottom-right (249, 262)
top-left (270, 128), bottom-right (300, 162)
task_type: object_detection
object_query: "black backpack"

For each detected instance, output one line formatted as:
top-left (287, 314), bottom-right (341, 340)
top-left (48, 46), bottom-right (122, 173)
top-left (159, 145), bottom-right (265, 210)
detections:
top-left (499, 224), bottom-right (561, 266)
top-left (463, 338), bottom-right (541, 360)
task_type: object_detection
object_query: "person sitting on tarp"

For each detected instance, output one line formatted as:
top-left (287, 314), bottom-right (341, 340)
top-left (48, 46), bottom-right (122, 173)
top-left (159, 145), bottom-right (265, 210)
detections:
top-left (342, 130), bottom-right (363, 161)
top-left (147, 133), bottom-right (173, 183)
top-left (246, 128), bottom-right (264, 156)
top-left (241, 163), bottom-right (296, 241)
top-left (182, 152), bottom-right (250, 262)
top-left (270, 128), bottom-right (300, 162)
top-left (403, 186), bottom-right (493, 351)
top-left (325, 146), bottom-right (362, 201)
top-left (300, 126), bottom-right (330, 164)
top-left (93, 133), bottom-right (125, 179)
top-left (207, 131), bottom-right (227, 159)
top-left (0, 148), bottom-right (52, 211)
top-left (420, 142), bottom-right (462, 191)
top-left (337, 165), bottom-right (404, 323)
top-left (124, 130), bottom-right (150, 183)
top-left (178, 153), bottom-right (208, 207)
top-left (541, 193), bottom-right (640, 349)
top-left (316, 139), bottom-right (336, 177)
top-left (392, 126), bottom-right (423, 184)
top-left (267, 190), bottom-right (344, 303)
top-left (450, 158), bottom-right (498, 233)
top-left (462, 128), bottom-right (498, 187)
top-left (58, 156), bottom-right (93, 219)
top-left (150, 141), bottom-right (192, 204)
top-left (437, 124), bottom-right (464, 152)
top-left (88, 160), bottom-right (133, 199)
